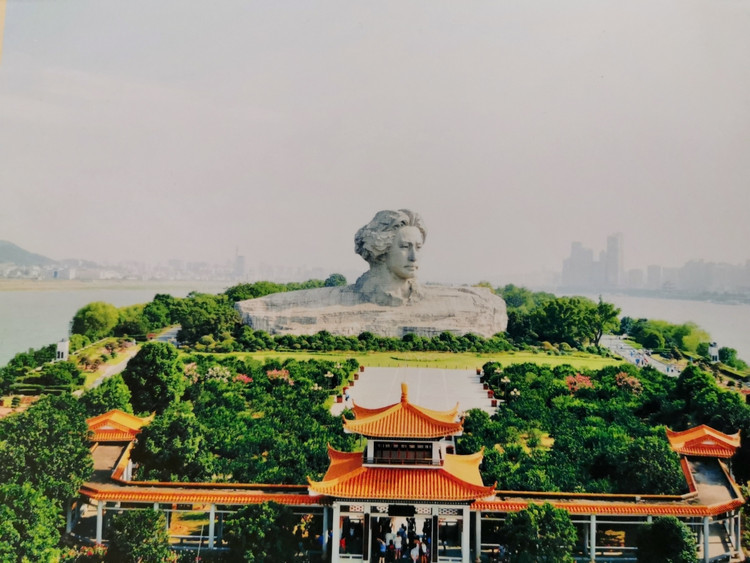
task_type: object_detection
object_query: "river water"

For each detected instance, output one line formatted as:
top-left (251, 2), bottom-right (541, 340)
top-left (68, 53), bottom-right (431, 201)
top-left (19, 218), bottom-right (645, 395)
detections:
top-left (0, 283), bottom-right (228, 366)
top-left (1, 286), bottom-right (749, 366)
top-left (585, 293), bottom-right (750, 361)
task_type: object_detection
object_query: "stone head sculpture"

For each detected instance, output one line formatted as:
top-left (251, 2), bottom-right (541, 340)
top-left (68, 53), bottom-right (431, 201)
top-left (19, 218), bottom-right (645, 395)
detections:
top-left (353, 210), bottom-right (427, 305)
top-left (354, 209), bottom-right (426, 280)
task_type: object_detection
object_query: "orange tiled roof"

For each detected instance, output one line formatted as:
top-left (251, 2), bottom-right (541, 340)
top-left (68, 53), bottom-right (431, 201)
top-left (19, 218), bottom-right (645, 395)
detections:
top-left (308, 445), bottom-right (495, 501)
top-left (344, 383), bottom-right (462, 439)
top-left (666, 425), bottom-right (740, 458)
top-left (471, 498), bottom-right (745, 518)
top-left (87, 410), bottom-right (152, 443)
top-left (80, 484), bottom-right (321, 506)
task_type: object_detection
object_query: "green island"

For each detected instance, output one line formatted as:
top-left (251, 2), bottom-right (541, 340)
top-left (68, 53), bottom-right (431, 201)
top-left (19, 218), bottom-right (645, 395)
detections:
top-left (1, 281), bottom-right (749, 562)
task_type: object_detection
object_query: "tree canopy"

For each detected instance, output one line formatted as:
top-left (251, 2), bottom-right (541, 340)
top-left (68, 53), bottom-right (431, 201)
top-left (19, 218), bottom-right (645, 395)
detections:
top-left (0, 394), bottom-right (92, 507)
top-left (79, 373), bottom-right (133, 417)
top-left (121, 341), bottom-right (186, 414)
top-left (636, 516), bottom-right (698, 563)
top-left (0, 482), bottom-right (62, 563)
top-left (105, 508), bottom-right (172, 563)
top-left (501, 502), bottom-right (576, 562)
top-left (224, 502), bottom-right (300, 563)
top-left (71, 301), bottom-right (120, 340)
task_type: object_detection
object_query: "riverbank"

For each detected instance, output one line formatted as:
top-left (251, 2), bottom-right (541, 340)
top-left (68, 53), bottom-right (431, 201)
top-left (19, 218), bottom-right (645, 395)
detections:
top-left (0, 279), bottom-right (231, 292)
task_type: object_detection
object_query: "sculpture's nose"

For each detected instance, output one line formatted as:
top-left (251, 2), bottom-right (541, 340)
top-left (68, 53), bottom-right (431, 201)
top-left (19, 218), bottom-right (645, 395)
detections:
top-left (408, 247), bottom-right (417, 261)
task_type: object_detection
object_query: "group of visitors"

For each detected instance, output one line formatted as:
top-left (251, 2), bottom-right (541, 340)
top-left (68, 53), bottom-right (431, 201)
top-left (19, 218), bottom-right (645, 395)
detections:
top-left (374, 520), bottom-right (431, 562)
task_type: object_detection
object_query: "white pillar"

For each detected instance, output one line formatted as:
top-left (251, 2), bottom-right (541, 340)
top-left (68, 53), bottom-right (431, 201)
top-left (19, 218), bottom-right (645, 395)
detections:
top-left (583, 522), bottom-right (589, 554)
top-left (474, 510), bottom-right (482, 560)
top-left (208, 504), bottom-right (216, 549)
top-left (462, 506), bottom-right (471, 563)
top-left (322, 506), bottom-right (330, 553)
top-left (703, 517), bottom-right (710, 563)
top-left (96, 501), bottom-right (104, 544)
top-left (736, 512), bottom-right (742, 557)
top-left (589, 514), bottom-right (596, 562)
top-left (647, 515), bottom-right (652, 523)
top-left (331, 504), bottom-right (341, 563)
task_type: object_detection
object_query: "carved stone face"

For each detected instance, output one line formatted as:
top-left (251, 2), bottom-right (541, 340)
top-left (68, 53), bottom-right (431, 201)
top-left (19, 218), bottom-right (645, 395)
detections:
top-left (385, 226), bottom-right (423, 280)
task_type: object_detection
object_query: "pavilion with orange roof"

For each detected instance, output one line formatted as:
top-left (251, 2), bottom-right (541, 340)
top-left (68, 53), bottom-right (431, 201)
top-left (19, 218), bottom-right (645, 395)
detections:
top-left (70, 381), bottom-right (746, 562)
top-left (309, 383), bottom-right (495, 562)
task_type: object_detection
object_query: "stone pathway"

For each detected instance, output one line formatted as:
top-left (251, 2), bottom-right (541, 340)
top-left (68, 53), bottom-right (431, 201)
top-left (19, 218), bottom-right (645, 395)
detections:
top-left (331, 367), bottom-right (496, 416)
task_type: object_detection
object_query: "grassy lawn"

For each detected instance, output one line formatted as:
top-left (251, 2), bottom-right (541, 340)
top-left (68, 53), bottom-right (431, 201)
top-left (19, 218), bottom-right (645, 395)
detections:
top-left (80, 349), bottom-right (140, 388)
top-left (75, 343), bottom-right (142, 388)
top-left (209, 349), bottom-right (620, 371)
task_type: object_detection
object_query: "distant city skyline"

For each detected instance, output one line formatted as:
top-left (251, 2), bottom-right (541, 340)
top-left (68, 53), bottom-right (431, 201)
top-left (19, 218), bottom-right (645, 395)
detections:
top-left (3, 234), bottom-right (749, 294)
top-left (561, 233), bottom-right (750, 294)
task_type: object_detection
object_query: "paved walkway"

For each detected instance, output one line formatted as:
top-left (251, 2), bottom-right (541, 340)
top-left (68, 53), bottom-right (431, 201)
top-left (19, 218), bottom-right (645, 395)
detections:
top-left (88, 326), bottom-right (181, 389)
top-left (331, 367), bottom-right (496, 416)
top-left (600, 335), bottom-right (682, 377)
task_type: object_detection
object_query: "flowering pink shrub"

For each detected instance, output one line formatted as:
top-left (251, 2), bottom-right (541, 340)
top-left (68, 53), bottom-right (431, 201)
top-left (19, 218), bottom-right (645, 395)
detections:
top-left (615, 371), bottom-right (642, 394)
top-left (565, 373), bottom-right (593, 393)
top-left (235, 373), bottom-right (253, 384)
top-left (267, 369), bottom-right (295, 385)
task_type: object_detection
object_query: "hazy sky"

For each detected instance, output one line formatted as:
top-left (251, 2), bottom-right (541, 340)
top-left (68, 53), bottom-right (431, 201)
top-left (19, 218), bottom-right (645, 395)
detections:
top-left (1, 0), bottom-right (748, 284)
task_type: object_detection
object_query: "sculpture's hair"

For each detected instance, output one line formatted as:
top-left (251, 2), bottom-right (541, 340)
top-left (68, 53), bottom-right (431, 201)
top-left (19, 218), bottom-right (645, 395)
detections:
top-left (354, 209), bottom-right (426, 264)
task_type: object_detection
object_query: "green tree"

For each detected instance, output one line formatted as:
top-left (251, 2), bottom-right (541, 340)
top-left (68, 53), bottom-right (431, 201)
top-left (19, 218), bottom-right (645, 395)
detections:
top-left (529, 296), bottom-right (596, 348)
top-left (499, 284), bottom-right (554, 313)
top-left (589, 297), bottom-right (621, 346)
top-left (224, 282), bottom-right (288, 302)
top-left (106, 508), bottom-right (172, 563)
top-left (79, 373), bottom-right (133, 417)
top-left (113, 303), bottom-right (150, 338)
top-left (636, 516), bottom-right (698, 563)
top-left (121, 341), bottom-right (186, 414)
top-left (38, 360), bottom-right (84, 386)
top-left (502, 502), bottom-right (576, 562)
top-left (0, 482), bottom-right (62, 563)
top-left (130, 401), bottom-right (214, 481)
top-left (324, 273), bottom-right (347, 287)
top-left (176, 293), bottom-right (240, 345)
top-left (719, 346), bottom-right (748, 369)
top-left (224, 502), bottom-right (299, 562)
top-left (619, 435), bottom-right (686, 494)
top-left (0, 394), bottom-right (93, 506)
top-left (71, 301), bottom-right (119, 340)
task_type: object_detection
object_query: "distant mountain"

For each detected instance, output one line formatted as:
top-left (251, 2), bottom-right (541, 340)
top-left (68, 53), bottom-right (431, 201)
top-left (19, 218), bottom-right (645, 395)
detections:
top-left (0, 240), bottom-right (58, 266)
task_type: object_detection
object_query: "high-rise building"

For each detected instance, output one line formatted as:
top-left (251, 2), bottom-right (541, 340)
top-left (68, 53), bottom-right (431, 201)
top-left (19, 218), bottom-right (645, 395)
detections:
top-left (605, 233), bottom-right (624, 288)
top-left (561, 242), bottom-right (594, 288)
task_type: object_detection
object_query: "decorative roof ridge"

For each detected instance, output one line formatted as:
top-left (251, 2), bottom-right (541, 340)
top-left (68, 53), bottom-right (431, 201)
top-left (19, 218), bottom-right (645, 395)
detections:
top-left (308, 465), bottom-right (367, 489)
top-left (87, 409), bottom-right (151, 428)
top-left (344, 403), bottom-right (401, 428)
top-left (326, 444), bottom-right (363, 460)
top-left (444, 448), bottom-right (484, 463)
top-left (403, 400), bottom-right (461, 428)
top-left (666, 425), bottom-right (740, 444)
top-left (351, 402), bottom-right (393, 417)
top-left (436, 465), bottom-right (496, 496)
top-left (350, 384), bottom-right (461, 423)
top-left (343, 396), bottom-right (462, 438)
